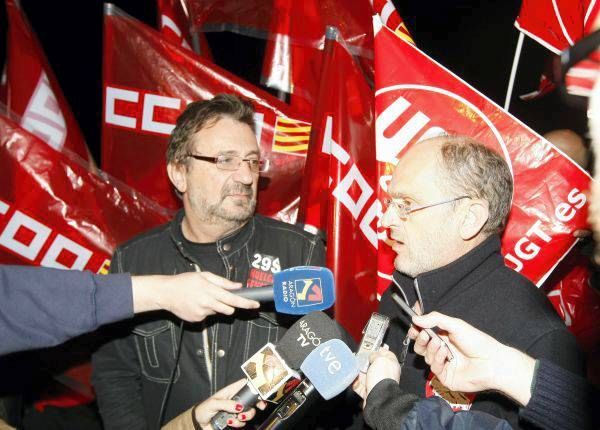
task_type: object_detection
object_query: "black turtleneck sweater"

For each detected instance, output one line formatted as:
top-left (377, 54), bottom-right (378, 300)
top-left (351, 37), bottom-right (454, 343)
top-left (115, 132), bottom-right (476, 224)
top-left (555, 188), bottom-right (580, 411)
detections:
top-left (378, 234), bottom-right (584, 430)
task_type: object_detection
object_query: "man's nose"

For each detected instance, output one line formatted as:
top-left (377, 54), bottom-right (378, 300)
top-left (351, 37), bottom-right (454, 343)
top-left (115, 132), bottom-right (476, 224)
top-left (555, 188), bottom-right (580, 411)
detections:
top-left (382, 206), bottom-right (396, 228)
top-left (232, 161), bottom-right (255, 184)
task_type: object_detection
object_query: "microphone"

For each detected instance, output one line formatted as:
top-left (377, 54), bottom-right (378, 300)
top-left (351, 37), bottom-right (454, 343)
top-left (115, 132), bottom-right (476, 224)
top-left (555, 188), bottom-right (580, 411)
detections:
top-left (210, 311), bottom-right (340, 430)
top-left (300, 339), bottom-right (359, 400)
top-left (233, 266), bottom-right (335, 314)
top-left (257, 339), bottom-right (359, 429)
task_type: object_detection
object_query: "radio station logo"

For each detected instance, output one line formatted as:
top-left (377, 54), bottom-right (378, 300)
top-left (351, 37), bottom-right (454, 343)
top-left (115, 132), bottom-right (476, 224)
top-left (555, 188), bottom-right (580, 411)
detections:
top-left (294, 278), bottom-right (323, 306)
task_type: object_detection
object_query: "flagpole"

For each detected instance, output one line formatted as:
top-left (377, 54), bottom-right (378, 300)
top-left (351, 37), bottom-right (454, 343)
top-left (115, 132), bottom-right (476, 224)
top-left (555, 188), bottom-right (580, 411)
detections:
top-left (504, 32), bottom-right (524, 111)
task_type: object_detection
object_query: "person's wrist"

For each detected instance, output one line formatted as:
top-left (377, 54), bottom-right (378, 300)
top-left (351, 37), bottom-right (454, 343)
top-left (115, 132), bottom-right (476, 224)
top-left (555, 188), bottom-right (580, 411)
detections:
top-left (191, 403), bottom-right (203, 430)
top-left (490, 345), bottom-right (535, 406)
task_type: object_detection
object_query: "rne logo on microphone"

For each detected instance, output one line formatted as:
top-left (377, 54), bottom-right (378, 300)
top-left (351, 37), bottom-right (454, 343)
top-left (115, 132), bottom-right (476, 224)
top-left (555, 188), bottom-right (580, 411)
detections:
top-left (294, 278), bottom-right (323, 306)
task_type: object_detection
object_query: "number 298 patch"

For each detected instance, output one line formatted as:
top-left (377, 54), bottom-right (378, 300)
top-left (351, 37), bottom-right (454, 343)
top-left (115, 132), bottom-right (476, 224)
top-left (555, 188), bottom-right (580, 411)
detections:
top-left (251, 253), bottom-right (281, 273)
top-left (247, 253), bottom-right (281, 288)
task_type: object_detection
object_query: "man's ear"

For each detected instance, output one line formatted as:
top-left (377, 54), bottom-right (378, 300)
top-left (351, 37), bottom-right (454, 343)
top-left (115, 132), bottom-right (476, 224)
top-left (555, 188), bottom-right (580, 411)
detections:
top-left (167, 162), bottom-right (187, 194)
top-left (459, 199), bottom-right (489, 240)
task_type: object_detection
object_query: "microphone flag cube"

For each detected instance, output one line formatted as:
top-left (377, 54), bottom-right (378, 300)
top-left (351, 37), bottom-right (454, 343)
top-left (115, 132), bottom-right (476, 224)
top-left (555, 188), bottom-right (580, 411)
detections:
top-left (241, 343), bottom-right (299, 400)
top-left (300, 339), bottom-right (359, 400)
top-left (273, 266), bottom-right (335, 314)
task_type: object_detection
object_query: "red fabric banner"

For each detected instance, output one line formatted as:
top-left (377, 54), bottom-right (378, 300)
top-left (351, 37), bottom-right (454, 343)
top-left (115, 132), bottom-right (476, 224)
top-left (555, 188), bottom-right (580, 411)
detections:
top-left (373, 19), bottom-right (592, 295)
top-left (0, 65), bottom-right (6, 107)
top-left (4, 0), bottom-right (93, 164)
top-left (188, 0), bottom-right (374, 116)
top-left (515, 0), bottom-right (595, 54)
top-left (157, 0), bottom-right (213, 59)
top-left (0, 113), bottom-right (171, 272)
top-left (102, 5), bottom-right (310, 221)
top-left (370, 0), bottom-right (414, 44)
top-left (0, 112), bottom-right (172, 406)
top-left (298, 28), bottom-right (378, 338)
top-left (545, 250), bottom-right (600, 352)
top-left (514, 0), bottom-right (598, 100)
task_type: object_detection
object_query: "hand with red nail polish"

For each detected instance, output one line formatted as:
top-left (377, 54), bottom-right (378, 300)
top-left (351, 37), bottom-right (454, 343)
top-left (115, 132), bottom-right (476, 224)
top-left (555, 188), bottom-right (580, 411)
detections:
top-left (161, 379), bottom-right (259, 429)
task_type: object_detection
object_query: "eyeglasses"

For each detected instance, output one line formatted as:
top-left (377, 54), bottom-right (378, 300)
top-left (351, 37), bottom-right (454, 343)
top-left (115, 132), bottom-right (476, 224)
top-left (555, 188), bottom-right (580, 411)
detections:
top-left (384, 195), bottom-right (470, 220)
top-left (187, 153), bottom-right (269, 173)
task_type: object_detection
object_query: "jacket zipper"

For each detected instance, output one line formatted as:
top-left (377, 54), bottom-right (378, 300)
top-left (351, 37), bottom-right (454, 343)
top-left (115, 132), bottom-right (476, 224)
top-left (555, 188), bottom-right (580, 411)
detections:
top-left (192, 263), bottom-right (214, 385)
top-left (414, 278), bottom-right (425, 314)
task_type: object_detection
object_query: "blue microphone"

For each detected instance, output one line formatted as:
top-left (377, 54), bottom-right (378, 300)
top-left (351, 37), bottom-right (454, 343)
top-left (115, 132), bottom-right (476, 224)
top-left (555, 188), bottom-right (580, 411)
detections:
top-left (234, 266), bottom-right (335, 314)
top-left (300, 339), bottom-right (359, 400)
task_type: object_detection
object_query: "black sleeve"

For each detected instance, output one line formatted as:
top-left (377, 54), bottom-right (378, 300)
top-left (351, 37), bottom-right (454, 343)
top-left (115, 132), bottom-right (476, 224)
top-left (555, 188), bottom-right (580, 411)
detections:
top-left (0, 264), bottom-right (132, 355)
top-left (363, 379), bottom-right (419, 430)
top-left (472, 328), bottom-right (586, 430)
top-left (520, 359), bottom-right (594, 430)
top-left (525, 328), bottom-right (585, 376)
top-left (91, 249), bottom-right (147, 430)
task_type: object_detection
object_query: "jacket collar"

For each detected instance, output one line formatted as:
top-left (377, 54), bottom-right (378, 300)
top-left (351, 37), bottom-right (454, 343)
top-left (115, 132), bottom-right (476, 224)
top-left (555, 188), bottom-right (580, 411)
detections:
top-left (168, 209), bottom-right (255, 264)
top-left (394, 234), bottom-right (504, 311)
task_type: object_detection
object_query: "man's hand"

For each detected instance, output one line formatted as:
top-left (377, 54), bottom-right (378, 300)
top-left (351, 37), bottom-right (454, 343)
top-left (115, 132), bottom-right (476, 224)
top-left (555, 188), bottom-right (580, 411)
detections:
top-left (132, 272), bottom-right (260, 321)
top-left (409, 312), bottom-right (535, 406)
top-left (352, 345), bottom-right (401, 407)
top-left (194, 379), bottom-right (266, 429)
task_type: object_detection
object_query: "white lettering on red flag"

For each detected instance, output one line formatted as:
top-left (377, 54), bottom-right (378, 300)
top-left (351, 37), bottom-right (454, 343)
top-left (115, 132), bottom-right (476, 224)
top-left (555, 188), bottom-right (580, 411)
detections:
top-left (102, 5), bottom-right (309, 222)
top-left (374, 19), bottom-right (592, 293)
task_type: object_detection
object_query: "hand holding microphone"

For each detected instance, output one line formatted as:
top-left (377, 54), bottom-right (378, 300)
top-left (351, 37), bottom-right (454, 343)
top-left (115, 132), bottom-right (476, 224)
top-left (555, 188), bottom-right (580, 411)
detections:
top-left (257, 322), bottom-right (361, 429)
top-left (210, 311), bottom-right (341, 429)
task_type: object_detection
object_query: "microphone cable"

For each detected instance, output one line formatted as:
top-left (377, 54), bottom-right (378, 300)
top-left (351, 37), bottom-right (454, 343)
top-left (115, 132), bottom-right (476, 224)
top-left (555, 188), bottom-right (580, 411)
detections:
top-left (157, 319), bottom-right (185, 429)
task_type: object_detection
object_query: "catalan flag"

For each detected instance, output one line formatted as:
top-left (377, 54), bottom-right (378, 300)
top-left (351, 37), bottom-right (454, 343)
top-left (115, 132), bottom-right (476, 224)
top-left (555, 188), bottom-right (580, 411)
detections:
top-left (272, 116), bottom-right (311, 157)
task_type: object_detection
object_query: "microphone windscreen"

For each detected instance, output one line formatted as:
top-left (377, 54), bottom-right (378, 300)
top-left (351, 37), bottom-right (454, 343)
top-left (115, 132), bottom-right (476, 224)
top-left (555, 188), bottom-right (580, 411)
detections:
top-left (300, 339), bottom-right (359, 400)
top-left (276, 311), bottom-right (340, 369)
top-left (272, 266), bottom-right (335, 315)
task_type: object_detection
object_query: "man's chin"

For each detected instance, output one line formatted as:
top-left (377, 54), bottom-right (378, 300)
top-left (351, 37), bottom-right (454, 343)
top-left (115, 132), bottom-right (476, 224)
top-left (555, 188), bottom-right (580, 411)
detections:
top-left (394, 258), bottom-right (417, 278)
top-left (217, 203), bottom-right (255, 223)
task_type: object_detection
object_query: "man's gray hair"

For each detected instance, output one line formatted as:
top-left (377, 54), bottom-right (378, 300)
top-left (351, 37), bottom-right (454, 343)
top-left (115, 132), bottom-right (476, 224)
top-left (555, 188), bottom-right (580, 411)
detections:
top-left (437, 136), bottom-right (513, 235)
top-left (166, 94), bottom-right (256, 166)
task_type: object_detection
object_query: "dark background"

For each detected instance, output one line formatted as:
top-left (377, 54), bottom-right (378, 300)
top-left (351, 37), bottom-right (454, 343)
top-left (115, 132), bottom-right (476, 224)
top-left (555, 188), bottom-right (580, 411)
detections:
top-left (0, 0), bottom-right (588, 164)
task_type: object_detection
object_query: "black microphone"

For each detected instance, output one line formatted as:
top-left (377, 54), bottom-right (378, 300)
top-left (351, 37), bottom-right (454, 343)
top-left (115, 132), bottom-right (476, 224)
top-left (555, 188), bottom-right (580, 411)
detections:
top-left (210, 311), bottom-right (341, 430)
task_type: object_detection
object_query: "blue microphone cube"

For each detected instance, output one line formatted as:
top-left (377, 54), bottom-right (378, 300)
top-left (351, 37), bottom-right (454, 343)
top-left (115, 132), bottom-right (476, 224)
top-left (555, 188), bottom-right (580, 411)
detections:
top-left (273, 266), bottom-right (335, 315)
top-left (300, 339), bottom-right (359, 400)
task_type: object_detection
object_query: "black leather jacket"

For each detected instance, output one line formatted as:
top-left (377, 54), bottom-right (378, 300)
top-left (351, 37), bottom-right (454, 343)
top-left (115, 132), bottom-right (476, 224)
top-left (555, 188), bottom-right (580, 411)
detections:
top-left (92, 211), bottom-right (325, 429)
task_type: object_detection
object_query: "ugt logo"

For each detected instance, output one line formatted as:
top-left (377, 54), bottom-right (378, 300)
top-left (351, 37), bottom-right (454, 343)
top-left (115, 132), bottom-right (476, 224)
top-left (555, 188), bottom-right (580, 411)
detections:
top-left (294, 278), bottom-right (323, 307)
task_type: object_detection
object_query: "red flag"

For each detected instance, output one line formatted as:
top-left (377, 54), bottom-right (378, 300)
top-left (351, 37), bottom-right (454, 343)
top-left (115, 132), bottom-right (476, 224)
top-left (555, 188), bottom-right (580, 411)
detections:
top-left (370, 0), bottom-right (414, 44)
top-left (514, 0), bottom-right (598, 99)
top-left (0, 113), bottom-right (171, 272)
top-left (0, 111), bottom-right (172, 407)
top-left (4, 0), bottom-right (93, 164)
top-left (102, 4), bottom-right (310, 221)
top-left (189, 0), bottom-right (374, 115)
top-left (545, 251), bottom-right (600, 352)
top-left (373, 18), bottom-right (592, 294)
top-left (260, 0), bottom-right (321, 116)
top-left (157, 0), bottom-right (213, 59)
top-left (564, 2), bottom-right (600, 99)
top-left (515, 0), bottom-right (595, 54)
top-left (0, 65), bottom-right (6, 107)
top-left (299, 28), bottom-right (378, 338)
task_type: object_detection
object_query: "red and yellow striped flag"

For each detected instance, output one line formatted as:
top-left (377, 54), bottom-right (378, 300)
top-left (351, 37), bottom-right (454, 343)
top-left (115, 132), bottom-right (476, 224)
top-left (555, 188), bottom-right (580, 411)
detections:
top-left (272, 116), bottom-right (311, 157)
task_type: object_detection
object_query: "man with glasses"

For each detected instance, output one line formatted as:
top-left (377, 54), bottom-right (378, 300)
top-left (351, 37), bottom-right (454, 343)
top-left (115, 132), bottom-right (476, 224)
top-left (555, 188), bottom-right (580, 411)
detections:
top-left (92, 94), bottom-right (325, 429)
top-left (377, 135), bottom-right (583, 429)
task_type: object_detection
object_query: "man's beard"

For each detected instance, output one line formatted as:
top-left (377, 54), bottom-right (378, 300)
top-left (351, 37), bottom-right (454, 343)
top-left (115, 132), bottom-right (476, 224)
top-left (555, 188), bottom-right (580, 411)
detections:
top-left (193, 183), bottom-right (256, 225)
